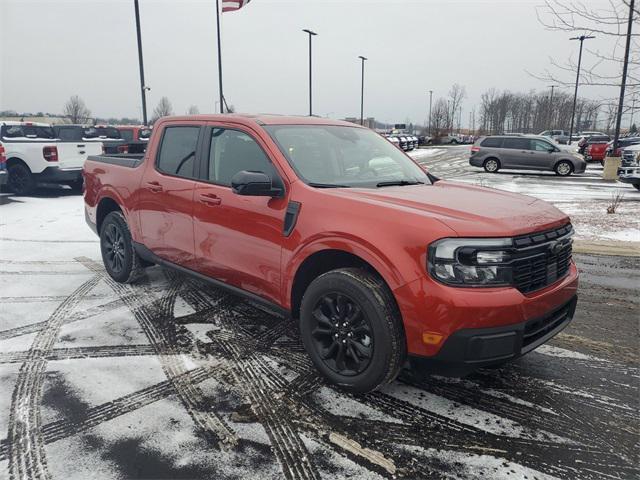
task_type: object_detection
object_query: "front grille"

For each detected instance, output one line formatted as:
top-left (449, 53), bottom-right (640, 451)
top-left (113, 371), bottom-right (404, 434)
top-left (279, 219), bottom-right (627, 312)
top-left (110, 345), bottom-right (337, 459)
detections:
top-left (522, 297), bottom-right (576, 351)
top-left (511, 224), bottom-right (573, 293)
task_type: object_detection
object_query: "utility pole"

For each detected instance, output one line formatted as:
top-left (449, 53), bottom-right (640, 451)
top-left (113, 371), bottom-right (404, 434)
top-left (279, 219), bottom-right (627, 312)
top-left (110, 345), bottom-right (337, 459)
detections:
top-left (630, 93), bottom-right (637, 130)
top-left (133, 0), bottom-right (148, 125)
top-left (568, 35), bottom-right (595, 144)
top-left (215, 0), bottom-right (224, 113)
top-left (613, 0), bottom-right (634, 152)
top-left (428, 90), bottom-right (433, 136)
top-left (302, 29), bottom-right (317, 116)
top-left (358, 56), bottom-right (367, 126)
top-left (548, 85), bottom-right (556, 128)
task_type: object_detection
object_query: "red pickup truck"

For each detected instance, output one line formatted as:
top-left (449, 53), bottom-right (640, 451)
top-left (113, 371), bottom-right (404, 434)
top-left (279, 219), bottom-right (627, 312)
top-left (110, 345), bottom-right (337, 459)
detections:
top-left (83, 114), bottom-right (578, 392)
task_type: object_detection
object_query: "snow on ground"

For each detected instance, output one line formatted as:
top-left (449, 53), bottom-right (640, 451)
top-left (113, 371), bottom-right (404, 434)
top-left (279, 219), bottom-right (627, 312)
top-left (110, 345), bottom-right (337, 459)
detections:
top-left (410, 147), bottom-right (640, 247)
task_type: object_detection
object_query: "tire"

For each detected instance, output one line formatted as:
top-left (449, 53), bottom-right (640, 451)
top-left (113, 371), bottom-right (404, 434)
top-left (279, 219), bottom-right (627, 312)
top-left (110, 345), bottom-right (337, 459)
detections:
top-left (555, 160), bottom-right (573, 176)
top-left (299, 267), bottom-right (406, 393)
top-left (451, 140), bottom-right (458, 145)
top-left (483, 158), bottom-right (500, 173)
top-left (634, 184), bottom-right (640, 191)
top-left (100, 211), bottom-right (145, 283)
top-left (8, 162), bottom-right (35, 195)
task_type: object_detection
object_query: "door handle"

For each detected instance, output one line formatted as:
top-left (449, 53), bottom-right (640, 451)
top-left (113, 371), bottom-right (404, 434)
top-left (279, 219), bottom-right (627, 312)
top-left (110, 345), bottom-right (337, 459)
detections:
top-left (145, 181), bottom-right (163, 193)
top-left (199, 193), bottom-right (221, 206)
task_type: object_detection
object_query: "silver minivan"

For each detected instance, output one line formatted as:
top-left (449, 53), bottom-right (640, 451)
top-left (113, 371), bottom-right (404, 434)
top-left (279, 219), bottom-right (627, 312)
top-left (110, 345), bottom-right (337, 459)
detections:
top-left (469, 135), bottom-right (586, 176)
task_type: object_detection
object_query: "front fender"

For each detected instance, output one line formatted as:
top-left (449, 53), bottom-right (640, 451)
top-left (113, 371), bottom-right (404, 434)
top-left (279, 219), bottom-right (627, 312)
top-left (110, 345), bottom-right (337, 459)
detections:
top-left (282, 232), bottom-right (413, 310)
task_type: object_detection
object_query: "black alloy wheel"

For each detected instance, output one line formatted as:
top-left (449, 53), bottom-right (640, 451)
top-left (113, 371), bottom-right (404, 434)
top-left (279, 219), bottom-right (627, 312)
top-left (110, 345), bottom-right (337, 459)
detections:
top-left (310, 292), bottom-right (373, 376)
top-left (102, 223), bottom-right (126, 274)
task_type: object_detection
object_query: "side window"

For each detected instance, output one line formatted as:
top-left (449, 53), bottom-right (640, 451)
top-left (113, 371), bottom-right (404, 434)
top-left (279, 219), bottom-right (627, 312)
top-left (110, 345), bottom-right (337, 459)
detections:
top-left (503, 138), bottom-right (530, 150)
top-left (481, 137), bottom-right (503, 148)
top-left (532, 139), bottom-right (553, 152)
top-left (156, 126), bottom-right (200, 178)
top-left (207, 128), bottom-right (278, 186)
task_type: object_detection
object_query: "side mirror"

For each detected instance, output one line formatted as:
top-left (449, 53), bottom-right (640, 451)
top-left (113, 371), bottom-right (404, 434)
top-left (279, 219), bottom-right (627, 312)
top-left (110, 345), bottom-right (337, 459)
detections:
top-left (231, 170), bottom-right (283, 197)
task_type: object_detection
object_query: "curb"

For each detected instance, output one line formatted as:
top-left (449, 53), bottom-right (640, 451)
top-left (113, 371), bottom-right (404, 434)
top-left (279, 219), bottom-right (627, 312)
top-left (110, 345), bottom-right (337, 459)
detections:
top-left (573, 239), bottom-right (640, 257)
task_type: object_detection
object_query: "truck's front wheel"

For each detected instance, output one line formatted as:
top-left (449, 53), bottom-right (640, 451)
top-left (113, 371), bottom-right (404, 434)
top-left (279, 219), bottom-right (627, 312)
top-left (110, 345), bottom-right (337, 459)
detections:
top-left (300, 268), bottom-right (406, 393)
top-left (100, 211), bottom-right (145, 283)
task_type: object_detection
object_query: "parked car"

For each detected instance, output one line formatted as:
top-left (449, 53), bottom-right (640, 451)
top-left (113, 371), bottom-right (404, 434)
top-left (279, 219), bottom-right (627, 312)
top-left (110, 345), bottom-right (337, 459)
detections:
top-left (1, 121), bottom-right (101, 194)
top-left (418, 135), bottom-right (433, 146)
top-left (0, 142), bottom-right (8, 186)
top-left (83, 125), bottom-right (129, 154)
top-left (618, 146), bottom-right (640, 191)
top-left (470, 135), bottom-right (586, 176)
top-left (539, 129), bottom-right (571, 145)
top-left (115, 125), bottom-right (152, 154)
top-left (577, 132), bottom-right (608, 154)
top-left (396, 135), bottom-right (410, 151)
top-left (84, 114), bottom-right (579, 393)
top-left (385, 135), bottom-right (401, 149)
top-left (604, 136), bottom-right (640, 158)
top-left (583, 136), bottom-right (611, 162)
top-left (439, 133), bottom-right (463, 145)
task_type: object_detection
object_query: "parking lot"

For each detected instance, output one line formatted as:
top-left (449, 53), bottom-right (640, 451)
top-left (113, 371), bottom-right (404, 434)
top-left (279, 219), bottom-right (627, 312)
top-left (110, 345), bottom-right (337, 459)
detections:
top-left (0, 154), bottom-right (638, 480)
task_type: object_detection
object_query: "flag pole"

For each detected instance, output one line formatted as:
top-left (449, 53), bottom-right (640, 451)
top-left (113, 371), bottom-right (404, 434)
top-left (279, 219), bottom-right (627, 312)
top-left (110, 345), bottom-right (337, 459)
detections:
top-left (215, 0), bottom-right (224, 113)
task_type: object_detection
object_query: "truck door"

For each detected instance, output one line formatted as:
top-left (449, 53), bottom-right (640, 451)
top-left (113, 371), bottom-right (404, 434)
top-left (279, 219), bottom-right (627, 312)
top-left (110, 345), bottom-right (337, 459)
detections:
top-left (192, 124), bottom-right (288, 305)
top-left (138, 124), bottom-right (201, 268)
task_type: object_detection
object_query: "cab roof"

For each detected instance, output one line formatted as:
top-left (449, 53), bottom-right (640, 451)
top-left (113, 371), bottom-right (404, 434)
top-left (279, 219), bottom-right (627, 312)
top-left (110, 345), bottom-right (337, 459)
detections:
top-left (157, 114), bottom-right (363, 128)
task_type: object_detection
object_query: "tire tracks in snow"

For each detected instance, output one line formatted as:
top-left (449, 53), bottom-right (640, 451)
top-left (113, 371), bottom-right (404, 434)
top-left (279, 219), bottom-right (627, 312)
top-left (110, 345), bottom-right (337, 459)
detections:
top-left (75, 257), bottom-right (238, 450)
top-left (7, 273), bottom-right (101, 480)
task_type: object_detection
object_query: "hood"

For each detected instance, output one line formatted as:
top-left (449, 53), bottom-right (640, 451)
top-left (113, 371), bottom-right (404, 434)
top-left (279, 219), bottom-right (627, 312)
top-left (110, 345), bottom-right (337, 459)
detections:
top-left (330, 181), bottom-right (569, 237)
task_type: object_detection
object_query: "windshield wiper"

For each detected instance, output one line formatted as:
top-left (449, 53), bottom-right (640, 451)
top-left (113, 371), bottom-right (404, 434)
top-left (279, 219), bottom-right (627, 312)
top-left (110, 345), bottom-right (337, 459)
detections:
top-left (376, 180), bottom-right (424, 187)
top-left (308, 182), bottom-right (351, 188)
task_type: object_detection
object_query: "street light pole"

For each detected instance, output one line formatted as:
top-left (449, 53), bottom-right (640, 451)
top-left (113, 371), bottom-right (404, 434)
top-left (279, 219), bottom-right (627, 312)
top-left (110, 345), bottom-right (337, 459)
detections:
top-left (548, 85), bottom-right (556, 128)
top-left (302, 29), bottom-right (317, 116)
top-left (358, 56), bottom-right (367, 126)
top-left (428, 90), bottom-right (433, 136)
top-left (133, 0), bottom-right (148, 125)
top-left (613, 0), bottom-right (635, 152)
top-left (568, 35), bottom-right (595, 144)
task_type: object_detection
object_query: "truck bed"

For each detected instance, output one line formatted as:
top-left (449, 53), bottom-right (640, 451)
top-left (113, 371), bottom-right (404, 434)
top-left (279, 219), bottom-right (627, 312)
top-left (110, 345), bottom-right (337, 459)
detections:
top-left (87, 154), bottom-right (145, 168)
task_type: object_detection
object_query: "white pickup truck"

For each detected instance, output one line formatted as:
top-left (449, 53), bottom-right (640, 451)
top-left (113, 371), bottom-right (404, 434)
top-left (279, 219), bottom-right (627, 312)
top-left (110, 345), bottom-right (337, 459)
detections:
top-left (1, 121), bottom-right (102, 194)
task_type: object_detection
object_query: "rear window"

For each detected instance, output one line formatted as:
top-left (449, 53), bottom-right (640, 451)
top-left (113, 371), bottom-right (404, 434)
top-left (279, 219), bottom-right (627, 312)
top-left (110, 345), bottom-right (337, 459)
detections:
top-left (55, 126), bottom-right (84, 142)
top-left (480, 137), bottom-right (503, 148)
top-left (503, 138), bottom-right (530, 150)
top-left (84, 127), bottom-right (121, 139)
top-left (119, 129), bottom-right (134, 142)
top-left (2, 124), bottom-right (56, 140)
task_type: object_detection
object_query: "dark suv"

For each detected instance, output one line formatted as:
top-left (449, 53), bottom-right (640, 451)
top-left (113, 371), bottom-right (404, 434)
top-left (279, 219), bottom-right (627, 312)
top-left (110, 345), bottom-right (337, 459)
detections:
top-left (470, 135), bottom-right (586, 176)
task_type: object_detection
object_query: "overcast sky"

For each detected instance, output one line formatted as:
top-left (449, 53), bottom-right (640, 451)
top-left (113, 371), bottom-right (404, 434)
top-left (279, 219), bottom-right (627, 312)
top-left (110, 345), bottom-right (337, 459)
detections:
top-left (0, 0), bottom-right (623, 125)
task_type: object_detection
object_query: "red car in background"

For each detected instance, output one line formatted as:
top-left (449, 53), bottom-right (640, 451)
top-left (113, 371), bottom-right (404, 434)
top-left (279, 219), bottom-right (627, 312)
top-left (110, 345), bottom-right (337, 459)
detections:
top-left (584, 138), bottom-right (611, 164)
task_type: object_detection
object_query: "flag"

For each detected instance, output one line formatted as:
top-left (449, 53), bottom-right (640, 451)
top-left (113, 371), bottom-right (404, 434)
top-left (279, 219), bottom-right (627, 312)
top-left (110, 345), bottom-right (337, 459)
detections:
top-left (222, 0), bottom-right (252, 13)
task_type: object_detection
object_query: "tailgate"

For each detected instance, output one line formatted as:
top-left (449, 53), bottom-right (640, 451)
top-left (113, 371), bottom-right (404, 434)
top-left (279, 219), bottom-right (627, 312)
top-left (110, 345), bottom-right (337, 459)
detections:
top-left (56, 142), bottom-right (102, 170)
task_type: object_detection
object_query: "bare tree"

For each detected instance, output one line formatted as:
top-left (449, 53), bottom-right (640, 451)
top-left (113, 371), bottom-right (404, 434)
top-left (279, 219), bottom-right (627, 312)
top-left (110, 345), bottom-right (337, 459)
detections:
top-left (151, 97), bottom-right (174, 123)
top-left (430, 98), bottom-right (449, 138)
top-left (63, 95), bottom-right (91, 124)
top-left (187, 105), bottom-right (200, 115)
top-left (534, 1), bottom-right (639, 98)
top-left (447, 84), bottom-right (466, 131)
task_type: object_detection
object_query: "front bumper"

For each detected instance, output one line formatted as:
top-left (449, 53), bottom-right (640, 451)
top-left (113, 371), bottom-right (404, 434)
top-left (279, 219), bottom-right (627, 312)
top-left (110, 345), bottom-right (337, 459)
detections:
top-left (410, 296), bottom-right (577, 375)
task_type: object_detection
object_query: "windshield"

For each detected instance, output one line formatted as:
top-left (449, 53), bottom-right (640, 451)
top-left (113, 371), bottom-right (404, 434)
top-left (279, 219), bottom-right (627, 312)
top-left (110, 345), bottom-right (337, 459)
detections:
top-left (265, 125), bottom-right (430, 188)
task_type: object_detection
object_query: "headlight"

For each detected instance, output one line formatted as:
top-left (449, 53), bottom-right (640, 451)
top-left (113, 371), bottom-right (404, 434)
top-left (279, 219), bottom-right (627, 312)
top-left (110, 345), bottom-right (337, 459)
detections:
top-left (428, 238), bottom-right (513, 287)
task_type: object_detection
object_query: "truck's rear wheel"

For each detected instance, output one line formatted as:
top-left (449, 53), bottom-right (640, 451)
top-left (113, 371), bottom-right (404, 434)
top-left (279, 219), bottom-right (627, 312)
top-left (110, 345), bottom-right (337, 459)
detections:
top-left (100, 211), bottom-right (145, 283)
top-left (300, 268), bottom-right (406, 393)
top-left (8, 163), bottom-right (35, 195)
